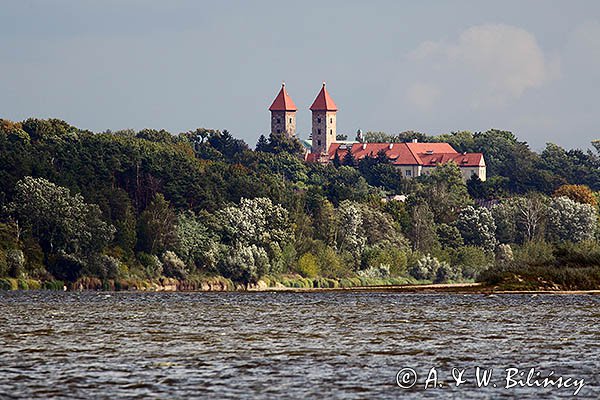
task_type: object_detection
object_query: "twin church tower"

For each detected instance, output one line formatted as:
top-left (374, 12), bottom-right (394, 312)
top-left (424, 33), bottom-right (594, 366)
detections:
top-left (269, 82), bottom-right (338, 155)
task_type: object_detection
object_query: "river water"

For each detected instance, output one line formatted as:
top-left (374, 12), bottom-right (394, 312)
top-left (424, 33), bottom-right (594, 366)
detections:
top-left (0, 291), bottom-right (598, 399)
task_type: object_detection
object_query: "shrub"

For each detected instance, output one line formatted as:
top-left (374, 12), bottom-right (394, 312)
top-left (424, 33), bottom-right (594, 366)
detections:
top-left (358, 264), bottom-right (391, 279)
top-left (162, 251), bottom-right (188, 279)
top-left (48, 253), bottom-right (85, 282)
top-left (0, 278), bottom-right (18, 290)
top-left (452, 246), bottom-right (492, 279)
top-left (0, 250), bottom-right (7, 277)
top-left (409, 254), bottom-right (446, 280)
top-left (7, 249), bottom-right (25, 278)
top-left (554, 240), bottom-right (600, 267)
top-left (513, 240), bottom-right (556, 267)
top-left (42, 280), bottom-right (65, 290)
top-left (297, 253), bottom-right (319, 278)
top-left (138, 252), bottom-right (163, 278)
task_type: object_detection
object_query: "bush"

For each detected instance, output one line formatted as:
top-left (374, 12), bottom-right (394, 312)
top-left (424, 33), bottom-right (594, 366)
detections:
top-left (48, 253), bottom-right (85, 282)
top-left (513, 240), bottom-right (556, 267)
top-left (554, 240), bottom-right (600, 267)
top-left (297, 253), bottom-right (319, 278)
top-left (452, 246), bottom-right (492, 279)
top-left (409, 254), bottom-right (445, 280)
top-left (138, 252), bottom-right (163, 278)
top-left (358, 264), bottom-right (391, 279)
top-left (7, 249), bottom-right (25, 278)
top-left (361, 246), bottom-right (408, 277)
top-left (162, 251), bottom-right (188, 279)
top-left (0, 278), bottom-right (15, 290)
top-left (0, 250), bottom-right (7, 277)
top-left (42, 280), bottom-right (65, 290)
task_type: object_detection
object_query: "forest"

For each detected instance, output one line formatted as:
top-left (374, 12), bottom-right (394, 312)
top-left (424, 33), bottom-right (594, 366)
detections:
top-left (0, 118), bottom-right (599, 290)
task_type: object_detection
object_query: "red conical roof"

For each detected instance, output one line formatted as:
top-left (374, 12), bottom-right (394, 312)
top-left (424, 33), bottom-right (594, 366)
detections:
top-left (269, 83), bottom-right (297, 111)
top-left (310, 82), bottom-right (338, 111)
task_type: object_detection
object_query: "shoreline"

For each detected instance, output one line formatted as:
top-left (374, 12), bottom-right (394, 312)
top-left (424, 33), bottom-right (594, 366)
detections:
top-left (2, 281), bottom-right (599, 295)
top-left (249, 282), bottom-right (600, 295)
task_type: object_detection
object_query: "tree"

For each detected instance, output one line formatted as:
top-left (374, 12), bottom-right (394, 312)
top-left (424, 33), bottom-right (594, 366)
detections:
top-left (218, 243), bottom-right (270, 283)
top-left (255, 134), bottom-right (269, 152)
top-left (297, 253), bottom-right (319, 278)
top-left (175, 211), bottom-right (215, 270)
top-left (510, 194), bottom-right (548, 243)
top-left (408, 201), bottom-right (439, 251)
top-left (436, 223), bottom-right (464, 249)
top-left (260, 131), bottom-right (305, 156)
top-left (456, 206), bottom-right (497, 251)
top-left (342, 147), bottom-right (356, 167)
top-left (419, 162), bottom-right (472, 223)
top-left (546, 197), bottom-right (597, 243)
top-left (207, 129), bottom-right (249, 161)
top-left (136, 129), bottom-right (173, 143)
top-left (553, 184), bottom-right (597, 207)
top-left (137, 193), bottom-right (178, 255)
top-left (8, 177), bottom-right (114, 257)
top-left (336, 200), bottom-right (367, 263)
top-left (214, 197), bottom-right (292, 281)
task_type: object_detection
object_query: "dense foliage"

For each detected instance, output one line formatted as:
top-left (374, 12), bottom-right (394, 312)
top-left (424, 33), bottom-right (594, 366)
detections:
top-left (0, 119), bottom-right (599, 288)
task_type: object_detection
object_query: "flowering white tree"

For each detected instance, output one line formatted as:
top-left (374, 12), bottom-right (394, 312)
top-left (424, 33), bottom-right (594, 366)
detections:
top-left (546, 196), bottom-right (597, 242)
top-left (457, 206), bottom-right (497, 251)
top-left (336, 200), bottom-right (367, 258)
top-left (216, 197), bottom-right (292, 249)
top-left (215, 197), bottom-right (292, 282)
top-left (218, 244), bottom-right (270, 283)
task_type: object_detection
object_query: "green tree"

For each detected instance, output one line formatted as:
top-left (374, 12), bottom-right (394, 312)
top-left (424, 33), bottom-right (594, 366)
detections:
top-left (137, 193), bottom-right (178, 255)
top-left (8, 176), bottom-right (114, 257)
top-left (419, 162), bottom-right (472, 223)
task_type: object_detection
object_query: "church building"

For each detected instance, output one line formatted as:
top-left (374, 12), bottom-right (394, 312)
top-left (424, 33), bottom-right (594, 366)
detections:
top-left (268, 83), bottom-right (486, 181)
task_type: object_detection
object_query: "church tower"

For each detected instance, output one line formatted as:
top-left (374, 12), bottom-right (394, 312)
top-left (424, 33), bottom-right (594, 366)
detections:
top-left (310, 82), bottom-right (337, 154)
top-left (269, 82), bottom-right (297, 137)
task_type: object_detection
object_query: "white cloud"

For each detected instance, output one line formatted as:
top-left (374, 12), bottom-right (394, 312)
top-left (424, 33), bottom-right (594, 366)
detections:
top-left (405, 82), bottom-right (440, 110)
top-left (407, 24), bottom-right (558, 107)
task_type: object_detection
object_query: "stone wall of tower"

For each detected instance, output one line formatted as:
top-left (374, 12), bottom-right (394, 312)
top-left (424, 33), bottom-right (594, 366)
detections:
top-left (271, 111), bottom-right (296, 137)
top-left (311, 111), bottom-right (336, 154)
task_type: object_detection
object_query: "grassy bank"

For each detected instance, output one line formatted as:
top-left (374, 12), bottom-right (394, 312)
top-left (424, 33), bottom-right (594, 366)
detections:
top-left (480, 266), bottom-right (600, 291)
top-left (0, 274), bottom-right (431, 292)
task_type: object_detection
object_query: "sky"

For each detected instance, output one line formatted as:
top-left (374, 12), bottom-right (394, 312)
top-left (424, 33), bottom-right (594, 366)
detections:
top-left (1, 0), bottom-right (599, 151)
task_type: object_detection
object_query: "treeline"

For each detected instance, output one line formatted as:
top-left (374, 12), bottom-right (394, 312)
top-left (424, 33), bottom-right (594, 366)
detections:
top-left (0, 118), bottom-right (599, 289)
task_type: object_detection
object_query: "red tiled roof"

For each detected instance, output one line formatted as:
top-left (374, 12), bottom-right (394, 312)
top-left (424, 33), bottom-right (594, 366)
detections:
top-left (316, 142), bottom-right (483, 167)
top-left (419, 152), bottom-right (484, 167)
top-left (328, 143), bottom-right (418, 165)
top-left (269, 83), bottom-right (297, 111)
top-left (405, 142), bottom-right (456, 163)
top-left (310, 82), bottom-right (338, 111)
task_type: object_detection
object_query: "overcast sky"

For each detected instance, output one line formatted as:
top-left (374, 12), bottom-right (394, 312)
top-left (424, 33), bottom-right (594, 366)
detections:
top-left (1, 0), bottom-right (599, 150)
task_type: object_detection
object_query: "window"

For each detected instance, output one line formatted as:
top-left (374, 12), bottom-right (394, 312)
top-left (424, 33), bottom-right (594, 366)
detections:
top-left (317, 118), bottom-right (321, 123)
top-left (317, 128), bottom-right (321, 135)
top-left (289, 118), bottom-right (292, 123)
top-left (277, 118), bottom-right (280, 123)
top-left (277, 129), bottom-right (281, 133)
top-left (330, 118), bottom-right (332, 123)
top-left (405, 170), bottom-right (412, 177)
top-left (317, 139), bottom-right (321, 146)
top-left (330, 130), bottom-right (332, 134)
